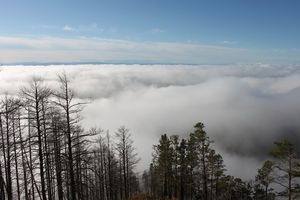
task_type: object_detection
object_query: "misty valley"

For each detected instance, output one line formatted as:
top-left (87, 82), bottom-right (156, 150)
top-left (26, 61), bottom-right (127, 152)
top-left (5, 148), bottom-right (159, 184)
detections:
top-left (0, 66), bottom-right (299, 200)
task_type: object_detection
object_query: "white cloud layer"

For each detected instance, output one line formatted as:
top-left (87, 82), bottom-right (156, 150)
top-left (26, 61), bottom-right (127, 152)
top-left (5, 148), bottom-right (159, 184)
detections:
top-left (1, 64), bottom-right (300, 179)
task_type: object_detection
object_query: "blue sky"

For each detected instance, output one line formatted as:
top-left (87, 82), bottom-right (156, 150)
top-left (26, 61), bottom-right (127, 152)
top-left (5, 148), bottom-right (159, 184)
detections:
top-left (0, 0), bottom-right (299, 64)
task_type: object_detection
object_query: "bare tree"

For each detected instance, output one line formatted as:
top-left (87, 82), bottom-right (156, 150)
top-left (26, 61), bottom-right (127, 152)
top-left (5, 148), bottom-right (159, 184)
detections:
top-left (21, 77), bottom-right (52, 200)
top-left (0, 73), bottom-right (143, 200)
top-left (115, 126), bottom-right (139, 199)
top-left (53, 72), bottom-right (83, 200)
top-left (0, 96), bottom-right (22, 200)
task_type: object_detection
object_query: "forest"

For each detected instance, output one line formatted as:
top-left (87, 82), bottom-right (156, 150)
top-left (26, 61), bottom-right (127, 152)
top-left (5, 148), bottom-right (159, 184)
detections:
top-left (0, 73), bottom-right (299, 200)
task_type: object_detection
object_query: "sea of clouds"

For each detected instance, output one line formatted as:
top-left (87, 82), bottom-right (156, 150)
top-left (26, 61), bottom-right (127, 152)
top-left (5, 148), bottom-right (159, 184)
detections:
top-left (1, 63), bottom-right (300, 180)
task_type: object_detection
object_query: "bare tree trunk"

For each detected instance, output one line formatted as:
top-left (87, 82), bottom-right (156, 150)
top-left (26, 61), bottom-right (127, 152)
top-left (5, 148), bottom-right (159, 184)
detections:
top-left (115, 126), bottom-right (139, 199)
top-left (27, 110), bottom-right (35, 200)
top-left (100, 140), bottom-right (105, 200)
top-left (55, 73), bottom-right (78, 200)
top-left (107, 134), bottom-right (113, 200)
top-left (67, 111), bottom-right (76, 200)
top-left (4, 103), bottom-right (12, 200)
top-left (119, 157), bottom-right (123, 200)
top-left (41, 102), bottom-right (52, 200)
top-left (35, 92), bottom-right (47, 200)
top-left (0, 114), bottom-right (7, 200)
top-left (21, 79), bottom-right (51, 200)
top-left (24, 147), bottom-right (42, 200)
top-left (18, 113), bottom-right (29, 200)
top-left (53, 119), bottom-right (63, 200)
top-left (12, 119), bottom-right (21, 200)
top-left (0, 162), bottom-right (5, 200)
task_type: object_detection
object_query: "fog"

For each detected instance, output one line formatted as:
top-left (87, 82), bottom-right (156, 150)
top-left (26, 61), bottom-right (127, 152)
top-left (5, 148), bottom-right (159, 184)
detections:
top-left (1, 63), bottom-right (300, 180)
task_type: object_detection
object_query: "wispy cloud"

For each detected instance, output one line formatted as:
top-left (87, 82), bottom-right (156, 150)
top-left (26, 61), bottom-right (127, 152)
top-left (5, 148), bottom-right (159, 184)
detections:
top-left (0, 36), bottom-right (246, 63)
top-left (63, 23), bottom-right (101, 32)
top-left (150, 28), bottom-right (165, 34)
top-left (222, 40), bottom-right (237, 45)
top-left (63, 25), bottom-right (76, 32)
top-left (40, 23), bottom-right (102, 33)
top-left (0, 36), bottom-right (298, 64)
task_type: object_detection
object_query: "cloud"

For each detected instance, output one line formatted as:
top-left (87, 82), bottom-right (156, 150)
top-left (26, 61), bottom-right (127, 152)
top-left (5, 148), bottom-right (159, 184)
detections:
top-left (150, 28), bottom-right (165, 34)
top-left (1, 64), bottom-right (300, 180)
top-left (63, 25), bottom-right (76, 32)
top-left (222, 40), bottom-right (237, 45)
top-left (39, 23), bottom-right (101, 33)
top-left (0, 36), bottom-right (248, 64)
top-left (62, 23), bottom-right (101, 32)
top-left (0, 36), bottom-right (299, 64)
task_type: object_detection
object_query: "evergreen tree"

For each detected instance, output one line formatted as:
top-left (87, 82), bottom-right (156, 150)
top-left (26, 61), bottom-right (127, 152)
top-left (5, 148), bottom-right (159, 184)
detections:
top-left (189, 122), bottom-right (212, 200)
top-left (153, 134), bottom-right (173, 198)
top-left (270, 139), bottom-right (300, 200)
top-left (178, 139), bottom-right (187, 200)
top-left (255, 160), bottom-right (274, 200)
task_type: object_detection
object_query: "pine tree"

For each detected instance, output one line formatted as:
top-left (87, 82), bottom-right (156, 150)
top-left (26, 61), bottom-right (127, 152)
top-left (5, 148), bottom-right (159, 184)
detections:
top-left (255, 160), bottom-right (274, 200)
top-left (153, 134), bottom-right (173, 198)
top-left (270, 139), bottom-right (300, 200)
top-left (189, 122), bottom-right (212, 200)
top-left (178, 139), bottom-right (187, 200)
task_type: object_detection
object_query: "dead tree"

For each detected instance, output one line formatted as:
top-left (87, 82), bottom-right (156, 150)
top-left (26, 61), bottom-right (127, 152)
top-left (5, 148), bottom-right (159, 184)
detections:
top-left (21, 77), bottom-right (51, 200)
top-left (115, 126), bottom-right (140, 199)
top-left (53, 72), bottom-right (84, 200)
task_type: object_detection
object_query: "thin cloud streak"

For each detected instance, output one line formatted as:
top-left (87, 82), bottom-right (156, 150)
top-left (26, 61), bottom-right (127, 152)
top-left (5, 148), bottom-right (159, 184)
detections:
top-left (0, 36), bottom-right (298, 64)
top-left (222, 40), bottom-right (237, 45)
top-left (62, 23), bottom-right (100, 32)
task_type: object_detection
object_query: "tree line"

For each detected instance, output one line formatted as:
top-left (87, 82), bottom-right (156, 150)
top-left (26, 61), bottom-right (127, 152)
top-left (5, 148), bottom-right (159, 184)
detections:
top-left (143, 122), bottom-right (300, 200)
top-left (0, 73), bottom-right (140, 200)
